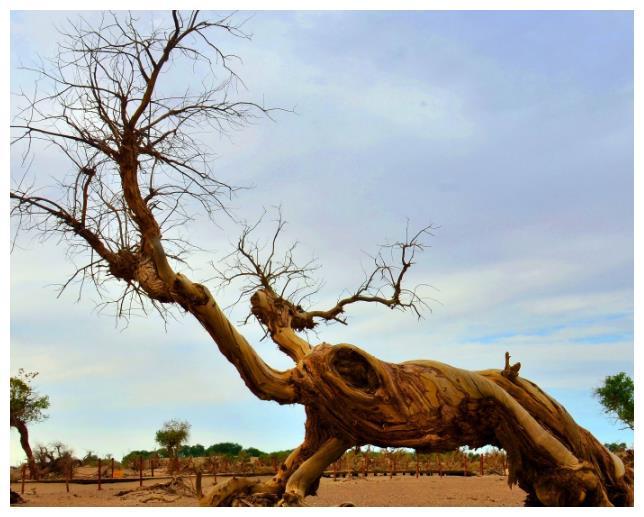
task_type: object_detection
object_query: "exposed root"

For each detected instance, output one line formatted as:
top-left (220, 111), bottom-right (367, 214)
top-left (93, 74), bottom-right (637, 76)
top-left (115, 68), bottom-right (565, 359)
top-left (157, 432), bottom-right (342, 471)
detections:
top-left (139, 495), bottom-right (181, 504)
top-left (116, 476), bottom-right (196, 503)
top-left (283, 437), bottom-right (349, 501)
top-left (200, 477), bottom-right (280, 507)
top-left (277, 492), bottom-right (307, 507)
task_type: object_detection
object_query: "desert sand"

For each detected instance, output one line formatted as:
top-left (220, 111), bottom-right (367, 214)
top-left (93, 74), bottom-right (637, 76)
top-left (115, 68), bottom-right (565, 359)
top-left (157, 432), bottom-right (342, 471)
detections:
top-left (11, 474), bottom-right (526, 507)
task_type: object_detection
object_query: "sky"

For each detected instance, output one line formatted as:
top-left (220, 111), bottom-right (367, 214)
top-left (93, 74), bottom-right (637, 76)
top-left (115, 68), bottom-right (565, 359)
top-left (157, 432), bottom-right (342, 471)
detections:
top-left (9, 10), bottom-right (634, 465)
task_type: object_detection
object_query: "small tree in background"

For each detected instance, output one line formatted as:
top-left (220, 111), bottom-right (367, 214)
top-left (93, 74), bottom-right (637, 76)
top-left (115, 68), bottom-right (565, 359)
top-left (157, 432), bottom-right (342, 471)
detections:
top-left (10, 369), bottom-right (50, 479)
top-left (206, 442), bottom-right (243, 457)
top-left (81, 450), bottom-right (100, 466)
top-left (244, 447), bottom-right (267, 457)
top-left (34, 441), bottom-right (76, 478)
top-left (594, 372), bottom-right (634, 430)
top-left (155, 419), bottom-right (191, 473)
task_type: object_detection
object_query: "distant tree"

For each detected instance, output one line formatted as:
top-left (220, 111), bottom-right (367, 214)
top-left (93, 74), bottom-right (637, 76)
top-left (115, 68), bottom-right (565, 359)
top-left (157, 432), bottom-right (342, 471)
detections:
top-left (206, 442), bottom-right (243, 457)
top-left (190, 444), bottom-right (206, 457)
top-left (155, 420), bottom-right (191, 467)
top-left (594, 372), bottom-right (634, 430)
top-left (604, 443), bottom-right (628, 453)
top-left (178, 443), bottom-right (206, 457)
top-left (34, 441), bottom-right (76, 478)
top-left (268, 449), bottom-right (294, 460)
top-left (121, 450), bottom-right (154, 467)
top-left (244, 447), bottom-right (267, 457)
top-left (81, 450), bottom-right (100, 466)
top-left (10, 369), bottom-right (50, 479)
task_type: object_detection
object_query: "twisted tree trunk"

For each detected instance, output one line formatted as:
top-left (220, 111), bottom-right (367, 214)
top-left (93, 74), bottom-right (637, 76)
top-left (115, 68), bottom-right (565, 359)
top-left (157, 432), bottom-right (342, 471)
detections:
top-left (200, 343), bottom-right (632, 506)
top-left (42, 187), bottom-right (630, 507)
top-left (195, 291), bottom-right (633, 507)
top-left (11, 418), bottom-right (38, 481)
top-left (10, 9), bottom-right (631, 506)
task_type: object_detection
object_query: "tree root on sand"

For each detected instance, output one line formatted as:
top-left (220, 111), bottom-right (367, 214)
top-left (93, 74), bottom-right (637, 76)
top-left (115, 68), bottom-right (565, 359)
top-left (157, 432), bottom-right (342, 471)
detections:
top-left (116, 476), bottom-right (195, 503)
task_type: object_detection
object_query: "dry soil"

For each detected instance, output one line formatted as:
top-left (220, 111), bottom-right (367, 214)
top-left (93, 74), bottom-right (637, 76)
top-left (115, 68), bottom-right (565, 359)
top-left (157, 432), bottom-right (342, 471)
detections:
top-left (11, 474), bottom-right (526, 507)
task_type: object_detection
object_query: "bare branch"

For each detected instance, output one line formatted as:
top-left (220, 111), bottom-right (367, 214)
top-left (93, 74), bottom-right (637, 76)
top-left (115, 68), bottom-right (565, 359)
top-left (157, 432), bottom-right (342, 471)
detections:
top-left (300, 224), bottom-right (437, 326)
top-left (211, 208), bottom-right (322, 311)
top-left (211, 212), bottom-right (435, 361)
top-left (11, 10), bottom-right (297, 402)
top-left (10, 10), bottom-right (276, 318)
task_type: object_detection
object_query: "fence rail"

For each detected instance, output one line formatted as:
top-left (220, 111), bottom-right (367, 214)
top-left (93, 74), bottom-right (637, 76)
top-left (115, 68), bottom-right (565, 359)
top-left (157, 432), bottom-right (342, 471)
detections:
top-left (14, 451), bottom-right (509, 494)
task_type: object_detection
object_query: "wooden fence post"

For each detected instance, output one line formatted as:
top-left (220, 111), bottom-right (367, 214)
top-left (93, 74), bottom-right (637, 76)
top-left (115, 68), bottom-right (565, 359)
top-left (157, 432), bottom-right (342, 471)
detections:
top-left (66, 463), bottom-right (70, 493)
top-left (97, 459), bottom-right (102, 490)
top-left (111, 457), bottom-right (115, 479)
top-left (415, 454), bottom-right (419, 479)
top-left (139, 455), bottom-right (143, 487)
top-left (21, 465), bottom-right (26, 494)
top-left (463, 454), bottom-right (467, 476)
top-left (196, 470), bottom-right (203, 498)
top-left (480, 454), bottom-right (484, 476)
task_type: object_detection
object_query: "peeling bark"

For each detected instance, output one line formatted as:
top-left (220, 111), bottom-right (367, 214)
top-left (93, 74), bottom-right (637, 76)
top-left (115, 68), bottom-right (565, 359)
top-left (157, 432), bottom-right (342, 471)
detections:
top-left (202, 343), bottom-right (633, 507)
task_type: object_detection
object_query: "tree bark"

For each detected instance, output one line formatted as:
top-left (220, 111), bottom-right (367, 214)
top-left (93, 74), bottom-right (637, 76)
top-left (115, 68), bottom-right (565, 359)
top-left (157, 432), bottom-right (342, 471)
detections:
top-left (201, 342), bottom-right (633, 507)
top-left (12, 419), bottom-right (38, 481)
top-left (103, 227), bottom-right (632, 506)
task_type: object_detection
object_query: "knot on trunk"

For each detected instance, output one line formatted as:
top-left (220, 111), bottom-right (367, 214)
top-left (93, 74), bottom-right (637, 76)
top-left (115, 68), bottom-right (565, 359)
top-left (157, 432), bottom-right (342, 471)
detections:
top-left (135, 257), bottom-right (174, 302)
top-left (330, 347), bottom-right (380, 393)
top-left (250, 289), bottom-right (315, 333)
top-left (108, 249), bottom-right (173, 302)
top-left (172, 274), bottom-right (210, 306)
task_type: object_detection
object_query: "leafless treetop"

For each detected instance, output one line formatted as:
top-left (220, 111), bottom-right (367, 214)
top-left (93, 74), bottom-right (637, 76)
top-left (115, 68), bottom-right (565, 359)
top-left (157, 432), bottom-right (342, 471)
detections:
top-left (11, 10), bottom-right (434, 345)
top-left (11, 11), bottom-right (273, 318)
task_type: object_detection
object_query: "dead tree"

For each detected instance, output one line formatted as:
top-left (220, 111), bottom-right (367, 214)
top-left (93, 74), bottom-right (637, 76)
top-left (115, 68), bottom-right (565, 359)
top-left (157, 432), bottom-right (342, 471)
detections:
top-left (10, 11), bottom-right (633, 507)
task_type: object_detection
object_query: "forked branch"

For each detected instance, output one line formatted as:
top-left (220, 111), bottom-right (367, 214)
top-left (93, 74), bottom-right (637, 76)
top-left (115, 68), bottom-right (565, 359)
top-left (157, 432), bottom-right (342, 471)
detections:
top-left (10, 10), bottom-right (297, 402)
top-left (213, 213), bottom-right (434, 361)
top-left (300, 224), bottom-right (436, 326)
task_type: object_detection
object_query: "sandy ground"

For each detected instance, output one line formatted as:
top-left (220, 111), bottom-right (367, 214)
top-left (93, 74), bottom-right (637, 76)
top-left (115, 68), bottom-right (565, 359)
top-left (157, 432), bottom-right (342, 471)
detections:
top-left (11, 474), bottom-right (526, 507)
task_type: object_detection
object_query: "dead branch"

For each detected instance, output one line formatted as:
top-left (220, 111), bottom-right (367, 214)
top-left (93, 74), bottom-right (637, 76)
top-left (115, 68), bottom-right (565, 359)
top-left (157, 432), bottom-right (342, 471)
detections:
top-left (11, 10), bottom-right (297, 402)
top-left (299, 223), bottom-right (437, 326)
top-left (10, 10), bottom-right (274, 318)
top-left (214, 213), bottom-right (435, 334)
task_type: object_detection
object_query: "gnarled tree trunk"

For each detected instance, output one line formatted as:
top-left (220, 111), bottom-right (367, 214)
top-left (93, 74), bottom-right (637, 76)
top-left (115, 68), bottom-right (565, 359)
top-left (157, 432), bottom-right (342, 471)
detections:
top-left (10, 11), bottom-right (632, 506)
top-left (196, 292), bottom-right (633, 507)
top-left (11, 418), bottom-right (38, 481)
top-left (96, 252), bottom-right (632, 507)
